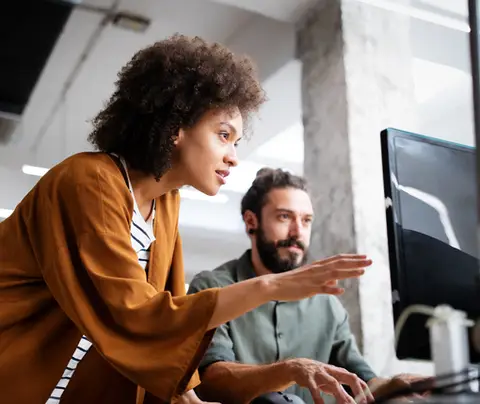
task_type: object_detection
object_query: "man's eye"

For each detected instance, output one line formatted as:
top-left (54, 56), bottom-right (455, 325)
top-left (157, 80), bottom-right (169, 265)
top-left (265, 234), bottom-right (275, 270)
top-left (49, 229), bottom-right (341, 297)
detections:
top-left (219, 132), bottom-right (229, 141)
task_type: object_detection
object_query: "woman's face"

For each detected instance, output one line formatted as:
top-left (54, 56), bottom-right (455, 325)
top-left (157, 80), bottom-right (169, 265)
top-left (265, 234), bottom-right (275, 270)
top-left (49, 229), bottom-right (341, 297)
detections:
top-left (174, 107), bottom-right (243, 196)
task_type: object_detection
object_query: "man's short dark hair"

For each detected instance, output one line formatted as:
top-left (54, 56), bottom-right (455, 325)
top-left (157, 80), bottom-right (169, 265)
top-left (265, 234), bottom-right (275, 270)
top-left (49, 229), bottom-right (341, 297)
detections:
top-left (240, 168), bottom-right (308, 219)
top-left (88, 34), bottom-right (266, 180)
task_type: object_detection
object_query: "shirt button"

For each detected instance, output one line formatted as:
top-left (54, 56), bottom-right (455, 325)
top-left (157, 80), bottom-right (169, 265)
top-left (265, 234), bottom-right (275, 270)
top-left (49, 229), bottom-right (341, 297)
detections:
top-left (278, 332), bottom-right (283, 338)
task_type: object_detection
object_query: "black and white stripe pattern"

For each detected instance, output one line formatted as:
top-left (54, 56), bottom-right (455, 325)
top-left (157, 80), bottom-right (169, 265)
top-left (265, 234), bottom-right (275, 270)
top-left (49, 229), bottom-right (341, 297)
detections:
top-left (46, 336), bottom-right (92, 403)
top-left (46, 157), bottom-right (155, 403)
top-left (131, 208), bottom-right (155, 271)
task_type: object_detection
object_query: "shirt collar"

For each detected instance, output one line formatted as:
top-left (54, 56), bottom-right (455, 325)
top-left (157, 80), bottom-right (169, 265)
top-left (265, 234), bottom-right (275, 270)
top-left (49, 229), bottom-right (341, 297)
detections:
top-left (235, 249), bottom-right (302, 306)
top-left (235, 250), bottom-right (259, 282)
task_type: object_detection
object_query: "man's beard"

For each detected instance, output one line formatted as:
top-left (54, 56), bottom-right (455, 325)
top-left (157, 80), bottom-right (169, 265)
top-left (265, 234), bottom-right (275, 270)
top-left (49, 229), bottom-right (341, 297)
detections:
top-left (255, 226), bottom-right (308, 274)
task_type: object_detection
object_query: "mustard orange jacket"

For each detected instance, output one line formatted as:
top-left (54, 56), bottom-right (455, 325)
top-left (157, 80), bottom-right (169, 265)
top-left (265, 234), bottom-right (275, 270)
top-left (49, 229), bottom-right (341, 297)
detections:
top-left (0, 152), bottom-right (218, 403)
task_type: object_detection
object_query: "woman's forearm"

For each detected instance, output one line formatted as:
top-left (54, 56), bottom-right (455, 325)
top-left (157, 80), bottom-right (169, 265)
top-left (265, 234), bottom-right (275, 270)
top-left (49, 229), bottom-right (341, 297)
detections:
top-left (207, 276), bottom-right (273, 330)
top-left (207, 254), bottom-right (371, 330)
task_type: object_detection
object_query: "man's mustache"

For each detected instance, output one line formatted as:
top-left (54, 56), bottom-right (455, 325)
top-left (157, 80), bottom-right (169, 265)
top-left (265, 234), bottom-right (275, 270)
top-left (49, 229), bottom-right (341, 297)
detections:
top-left (276, 238), bottom-right (305, 251)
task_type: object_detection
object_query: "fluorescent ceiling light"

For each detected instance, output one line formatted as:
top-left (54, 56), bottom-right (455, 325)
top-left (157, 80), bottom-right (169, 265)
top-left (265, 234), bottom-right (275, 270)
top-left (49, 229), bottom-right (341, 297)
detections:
top-left (253, 122), bottom-right (304, 164)
top-left (0, 208), bottom-right (13, 218)
top-left (22, 164), bottom-right (49, 177)
top-left (354, 0), bottom-right (470, 32)
top-left (112, 12), bottom-right (151, 33)
top-left (179, 188), bottom-right (229, 204)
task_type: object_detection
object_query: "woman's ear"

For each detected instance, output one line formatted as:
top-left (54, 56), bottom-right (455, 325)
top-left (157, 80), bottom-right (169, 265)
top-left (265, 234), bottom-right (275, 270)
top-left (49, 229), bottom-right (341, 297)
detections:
top-left (174, 128), bottom-right (185, 147)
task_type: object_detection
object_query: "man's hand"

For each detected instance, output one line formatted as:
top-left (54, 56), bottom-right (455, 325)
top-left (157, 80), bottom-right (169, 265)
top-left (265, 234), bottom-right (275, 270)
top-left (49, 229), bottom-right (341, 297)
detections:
top-left (286, 358), bottom-right (374, 404)
top-left (369, 374), bottom-right (432, 401)
top-left (177, 389), bottom-right (221, 404)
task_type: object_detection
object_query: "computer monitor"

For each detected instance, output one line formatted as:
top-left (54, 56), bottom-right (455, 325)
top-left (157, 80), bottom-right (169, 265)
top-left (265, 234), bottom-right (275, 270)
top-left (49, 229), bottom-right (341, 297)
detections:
top-left (381, 128), bottom-right (480, 363)
top-left (469, 0), bottom-right (480, 282)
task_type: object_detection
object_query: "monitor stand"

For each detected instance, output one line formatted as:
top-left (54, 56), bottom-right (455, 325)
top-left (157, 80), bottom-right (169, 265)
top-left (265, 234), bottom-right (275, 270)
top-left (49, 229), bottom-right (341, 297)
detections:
top-left (387, 306), bottom-right (479, 403)
top-left (427, 305), bottom-right (474, 393)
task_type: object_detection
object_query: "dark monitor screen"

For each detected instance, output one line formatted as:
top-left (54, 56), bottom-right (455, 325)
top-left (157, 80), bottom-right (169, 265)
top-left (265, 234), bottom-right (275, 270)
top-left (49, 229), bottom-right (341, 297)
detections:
top-left (381, 128), bottom-right (480, 363)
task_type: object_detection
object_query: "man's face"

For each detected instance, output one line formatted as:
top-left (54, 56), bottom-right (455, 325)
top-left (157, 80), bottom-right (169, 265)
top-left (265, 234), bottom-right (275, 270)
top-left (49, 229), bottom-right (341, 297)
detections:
top-left (255, 187), bottom-right (314, 273)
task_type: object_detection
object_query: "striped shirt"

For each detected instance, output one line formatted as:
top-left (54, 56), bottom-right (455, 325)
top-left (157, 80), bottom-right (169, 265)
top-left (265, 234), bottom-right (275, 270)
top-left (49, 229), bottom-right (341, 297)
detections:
top-left (46, 156), bottom-right (155, 403)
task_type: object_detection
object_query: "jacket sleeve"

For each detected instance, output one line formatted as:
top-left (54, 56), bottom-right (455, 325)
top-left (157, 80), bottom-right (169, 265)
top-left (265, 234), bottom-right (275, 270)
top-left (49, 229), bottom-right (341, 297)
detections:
top-left (167, 234), bottom-right (217, 395)
top-left (188, 273), bottom-right (236, 370)
top-left (35, 162), bottom-right (219, 401)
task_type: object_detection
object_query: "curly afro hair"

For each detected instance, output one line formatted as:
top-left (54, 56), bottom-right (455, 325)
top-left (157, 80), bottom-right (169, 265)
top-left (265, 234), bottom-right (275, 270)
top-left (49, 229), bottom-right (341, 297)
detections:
top-left (88, 34), bottom-right (266, 180)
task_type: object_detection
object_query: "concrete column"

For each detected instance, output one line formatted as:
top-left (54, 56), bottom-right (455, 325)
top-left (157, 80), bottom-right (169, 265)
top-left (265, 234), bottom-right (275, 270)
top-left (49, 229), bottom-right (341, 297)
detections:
top-left (297, 0), bottom-right (427, 375)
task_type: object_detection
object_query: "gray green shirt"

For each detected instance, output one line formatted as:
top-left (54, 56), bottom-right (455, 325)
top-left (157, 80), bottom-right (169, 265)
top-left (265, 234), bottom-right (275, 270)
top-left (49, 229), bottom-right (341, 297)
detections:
top-left (188, 251), bottom-right (376, 404)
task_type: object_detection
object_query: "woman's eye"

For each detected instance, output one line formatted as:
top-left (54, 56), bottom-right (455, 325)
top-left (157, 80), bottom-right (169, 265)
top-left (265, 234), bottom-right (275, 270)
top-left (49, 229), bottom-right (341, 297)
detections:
top-left (219, 132), bottom-right (229, 141)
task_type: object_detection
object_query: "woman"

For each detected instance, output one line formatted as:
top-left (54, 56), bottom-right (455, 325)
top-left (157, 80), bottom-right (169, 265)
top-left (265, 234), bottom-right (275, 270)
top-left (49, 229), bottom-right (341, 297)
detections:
top-left (0, 35), bottom-right (372, 404)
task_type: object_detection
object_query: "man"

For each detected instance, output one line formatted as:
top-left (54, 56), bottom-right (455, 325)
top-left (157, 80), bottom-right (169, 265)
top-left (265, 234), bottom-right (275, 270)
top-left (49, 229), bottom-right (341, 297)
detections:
top-left (188, 168), bottom-right (421, 404)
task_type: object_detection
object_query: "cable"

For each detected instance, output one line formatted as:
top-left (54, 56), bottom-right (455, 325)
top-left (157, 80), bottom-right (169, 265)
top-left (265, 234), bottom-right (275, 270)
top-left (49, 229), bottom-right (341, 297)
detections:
top-left (393, 304), bottom-right (436, 350)
top-left (377, 304), bottom-right (437, 376)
